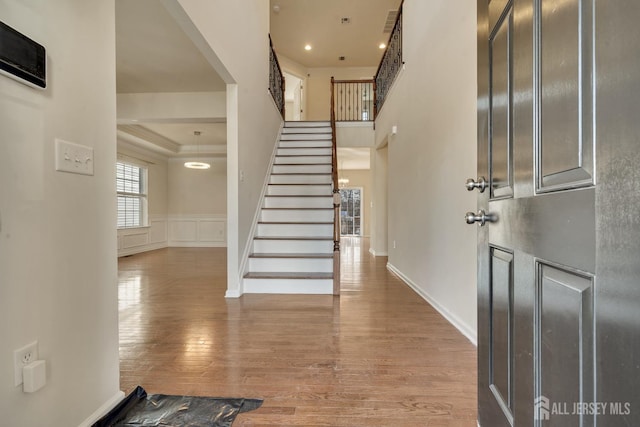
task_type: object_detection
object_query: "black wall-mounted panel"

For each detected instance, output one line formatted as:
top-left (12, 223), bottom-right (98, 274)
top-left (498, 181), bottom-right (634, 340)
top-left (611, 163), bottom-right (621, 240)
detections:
top-left (0, 21), bottom-right (46, 89)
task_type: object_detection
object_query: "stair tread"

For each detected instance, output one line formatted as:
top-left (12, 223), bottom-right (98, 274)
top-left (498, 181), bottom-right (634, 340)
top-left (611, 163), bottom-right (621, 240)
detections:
top-left (261, 207), bottom-right (333, 210)
top-left (270, 172), bottom-right (331, 175)
top-left (258, 221), bottom-right (333, 225)
top-left (268, 183), bottom-right (331, 186)
top-left (274, 163), bottom-right (332, 166)
top-left (278, 146), bottom-right (332, 149)
top-left (244, 272), bottom-right (333, 279)
top-left (265, 194), bottom-right (332, 198)
top-left (254, 236), bottom-right (333, 240)
top-left (249, 253), bottom-right (333, 259)
top-left (276, 154), bottom-right (330, 157)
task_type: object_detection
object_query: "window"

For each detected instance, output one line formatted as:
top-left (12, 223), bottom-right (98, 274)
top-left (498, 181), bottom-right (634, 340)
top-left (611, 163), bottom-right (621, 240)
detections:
top-left (116, 161), bottom-right (147, 228)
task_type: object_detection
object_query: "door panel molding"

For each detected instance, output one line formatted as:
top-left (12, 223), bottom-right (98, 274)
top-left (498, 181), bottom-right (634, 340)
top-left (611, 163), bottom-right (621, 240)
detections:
top-left (490, 247), bottom-right (515, 424)
top-left (535, 261), bottom-right (595, 427)
top-left (535, 0), bottom-right (595, 193)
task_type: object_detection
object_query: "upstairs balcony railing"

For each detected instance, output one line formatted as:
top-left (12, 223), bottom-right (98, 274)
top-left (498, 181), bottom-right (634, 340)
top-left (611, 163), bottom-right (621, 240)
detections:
top-left (374, 1), bottom-right (403, 115)
top-left (332, 78), bottom-right (376, 122)
top-left (269, 35), bottom-right (285, 118)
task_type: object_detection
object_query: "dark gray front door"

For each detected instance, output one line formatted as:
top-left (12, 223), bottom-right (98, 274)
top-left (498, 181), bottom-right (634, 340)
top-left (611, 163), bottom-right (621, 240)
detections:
top-left (476, 0), bottom-right (640, 425)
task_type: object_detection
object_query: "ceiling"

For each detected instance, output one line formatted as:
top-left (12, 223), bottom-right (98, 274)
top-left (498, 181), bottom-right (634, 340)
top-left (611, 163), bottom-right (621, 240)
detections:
top-left (115, 0), bottom-right (393, 162)
top-left (269, 0), bottom-right (402, 68)
top-left (115, 0), bottom-right (227, 156)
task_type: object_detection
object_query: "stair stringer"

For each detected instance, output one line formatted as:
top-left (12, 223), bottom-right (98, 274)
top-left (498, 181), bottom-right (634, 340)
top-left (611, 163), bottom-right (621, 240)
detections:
top-left (232, 121), bottom-right (284, 298)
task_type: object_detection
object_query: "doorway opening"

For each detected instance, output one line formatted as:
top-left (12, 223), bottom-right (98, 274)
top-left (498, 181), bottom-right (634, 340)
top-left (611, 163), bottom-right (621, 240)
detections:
top-left (340, 188), bottom-right (363, 236)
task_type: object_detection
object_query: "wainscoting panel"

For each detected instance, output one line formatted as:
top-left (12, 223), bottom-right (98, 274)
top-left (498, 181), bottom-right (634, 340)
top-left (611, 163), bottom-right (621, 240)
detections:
top-left (168, 215), bottom-right (227, 247)
top-left (118, 215), bottom-right (168, 257)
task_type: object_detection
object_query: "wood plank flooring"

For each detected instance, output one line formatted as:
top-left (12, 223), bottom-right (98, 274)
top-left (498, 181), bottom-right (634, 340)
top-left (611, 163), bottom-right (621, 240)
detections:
top-left (118, 237), bottom-right (477, 426)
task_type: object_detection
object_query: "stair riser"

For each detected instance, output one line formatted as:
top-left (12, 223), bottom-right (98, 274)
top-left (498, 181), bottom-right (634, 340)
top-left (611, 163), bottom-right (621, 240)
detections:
top-left (260, 209), bottom-right (333, 222)
top-left (272, 164), bottom-right (331, 174)
top-left (267, 185), bottom-right (331, 196)
top-left (280, 134), bottom-right (332, 141)
top-left (257, 223), bottom-right (333, 237)
top-left (277, 148), bottom-right (332, 156)
top-left (282, 127), bottom-right (332, 134)
top-left (269, 174), bottom-right (332, 184)
top-left (253, 239), bottom-right (333, 253)
top-left (248, 258), bottom-right (333, 273)
top-left (243, 278), bottom-right (333, 294)
top-left (264, 197), bottom-right (333, 209)
top-left (278, 140), bottom-right (332, 148)
top-left (275, 156), bottom-right (332, 164)
top-left (285, 121), bottom-right (330, 128)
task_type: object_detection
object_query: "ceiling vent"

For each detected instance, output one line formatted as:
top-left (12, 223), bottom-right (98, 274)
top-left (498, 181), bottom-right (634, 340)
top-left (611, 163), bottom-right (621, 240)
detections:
top-left (382, 10), bottom-right (398, 33)
top-left (341, 17), bottom-right (351, 24)
top-left (339, 56), bottom-right (346, 61)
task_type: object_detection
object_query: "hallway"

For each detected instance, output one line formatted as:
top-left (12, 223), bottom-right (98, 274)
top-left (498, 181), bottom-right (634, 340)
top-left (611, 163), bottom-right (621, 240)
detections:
top-left (118, 238), bottom-right (477, 426)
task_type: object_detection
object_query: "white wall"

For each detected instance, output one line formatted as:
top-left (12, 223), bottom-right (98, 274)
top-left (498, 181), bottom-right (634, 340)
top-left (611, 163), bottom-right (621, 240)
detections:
top-left (167, 158), bottom-right (227, 247)
top-left (371, 145), bottom-right (389, 256)
top-left (0, 1), bottom-right (122, 426)
top-left (168, 158), bottom-right (226, 215)
top-left (169, 0), bottom-right (283, 296)
top-left (374, 0), bottom-right (478, 342)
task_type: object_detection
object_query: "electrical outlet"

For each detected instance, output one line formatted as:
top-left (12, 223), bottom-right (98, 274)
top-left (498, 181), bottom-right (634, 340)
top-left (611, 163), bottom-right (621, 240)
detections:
top-left (14, 341), bottom-right (38, 387)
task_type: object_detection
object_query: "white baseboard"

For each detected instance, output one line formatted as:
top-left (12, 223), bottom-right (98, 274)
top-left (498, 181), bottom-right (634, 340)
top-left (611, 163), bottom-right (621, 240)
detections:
top-left (77, 390), bottom-right (125, 427)
top-left (225, 289), bottom-right (241, 298)
top-left (169, 241), bottom-right (226, 248)
top-left (369, 248), bottom-right (388, 257)
top-left (386, 262), bottom-right (477, 346)
top-left (118, 242), bottom-right (167, 257)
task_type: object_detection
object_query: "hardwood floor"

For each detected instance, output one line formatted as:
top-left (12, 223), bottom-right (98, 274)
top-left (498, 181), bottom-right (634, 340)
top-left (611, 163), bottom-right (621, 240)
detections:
top-left (118, 238), bottom-right (477, 426)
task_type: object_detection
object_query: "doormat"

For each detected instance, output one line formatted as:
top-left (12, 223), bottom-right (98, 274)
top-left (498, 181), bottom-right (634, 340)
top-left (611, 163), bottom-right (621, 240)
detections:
top-left (93, 386), bottom-right (263, 427)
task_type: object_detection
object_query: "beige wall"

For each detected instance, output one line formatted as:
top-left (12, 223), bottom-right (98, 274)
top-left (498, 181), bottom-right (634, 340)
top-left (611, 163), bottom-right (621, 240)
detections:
top-left (168, 158), bottom-right (227, 215)
top-left (339, 169), bottom-right (372, 237)
top-left (306, 66), bottom-right (377, 120)
top-left (374, 0), bottom-right (478, 342)
top-left (0, 1), bottom-right (122, 425)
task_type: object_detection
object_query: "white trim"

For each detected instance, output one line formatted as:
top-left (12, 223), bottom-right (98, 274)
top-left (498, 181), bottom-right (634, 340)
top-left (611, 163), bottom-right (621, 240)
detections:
top-left (236, 122), bottom-right (284, 297)
top-left (225, 289), bottom-right (241, 298)
top-left (167, 214), bottom-right (227, 247)
top-left (335, 121), bottom-right (374, 129)
top-left (386, 262), bottom-right (477, 346)
top-left (77, 390), bottom-right (125, 427)
top-left (369, 248), bottom-right (388, 257)
top-left (117, 214), bottom-right (168, 257)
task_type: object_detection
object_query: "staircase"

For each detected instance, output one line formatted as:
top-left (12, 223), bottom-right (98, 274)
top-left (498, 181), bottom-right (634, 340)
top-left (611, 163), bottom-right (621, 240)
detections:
top-left (243, 121), bottom-right (337, 294)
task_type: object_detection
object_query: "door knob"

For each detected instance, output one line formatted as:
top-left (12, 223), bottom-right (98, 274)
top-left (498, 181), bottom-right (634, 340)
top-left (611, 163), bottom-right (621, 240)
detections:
top-left (465, 210), bottom-right (496, 226)
top-left (465, 177), bottom-right (488, 193)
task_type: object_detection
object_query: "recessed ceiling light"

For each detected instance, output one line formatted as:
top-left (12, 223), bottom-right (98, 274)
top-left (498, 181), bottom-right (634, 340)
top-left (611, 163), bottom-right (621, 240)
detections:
top-left (304, 44), bottom-right (312, 51)
top-left (379, 43), bottom-right (386, 49)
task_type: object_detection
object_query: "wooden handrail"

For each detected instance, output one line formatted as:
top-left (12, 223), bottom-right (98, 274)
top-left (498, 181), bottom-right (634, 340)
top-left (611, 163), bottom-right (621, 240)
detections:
top-left (330, 77), bottom-right (340, 296)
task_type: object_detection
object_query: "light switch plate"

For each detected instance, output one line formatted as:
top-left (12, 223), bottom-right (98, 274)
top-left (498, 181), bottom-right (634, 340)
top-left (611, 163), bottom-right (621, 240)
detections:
top-left (55, 139), bottom-right (94, 176)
